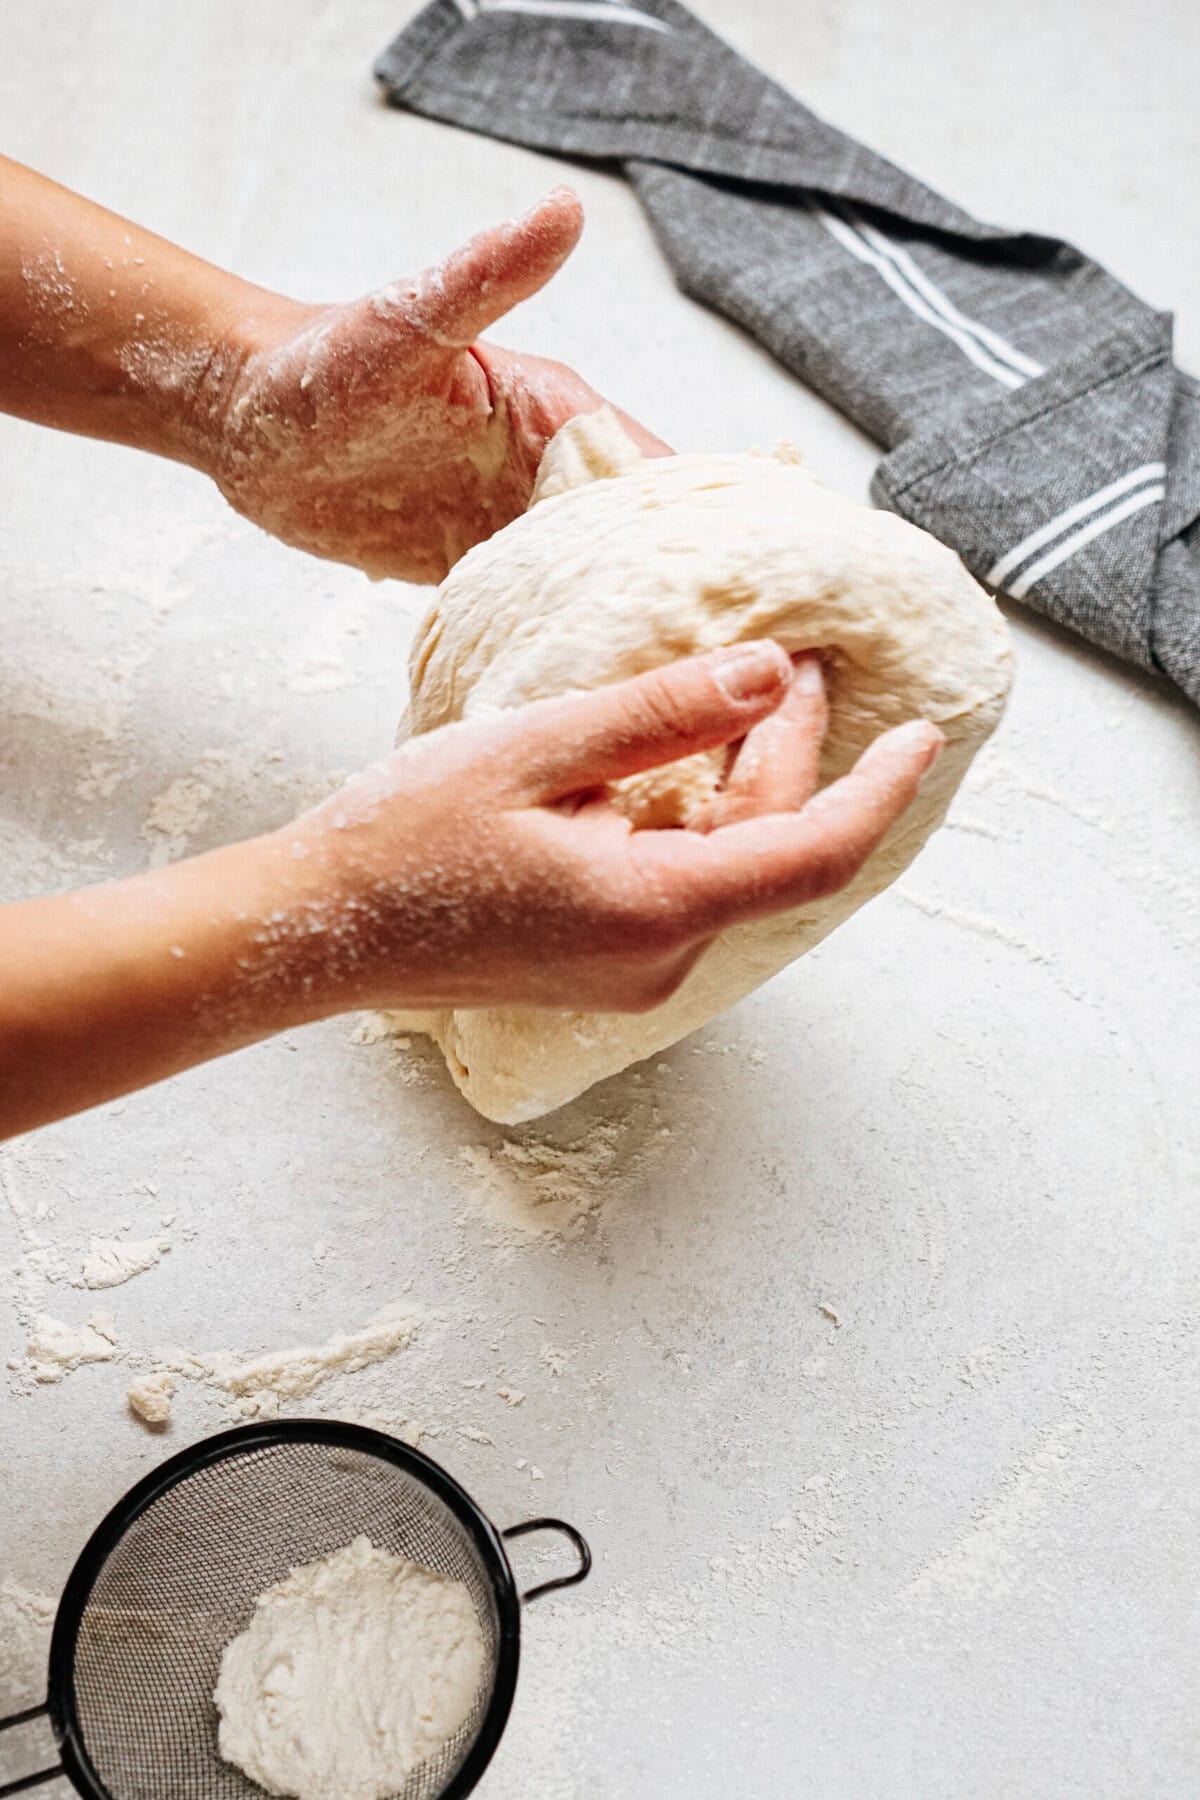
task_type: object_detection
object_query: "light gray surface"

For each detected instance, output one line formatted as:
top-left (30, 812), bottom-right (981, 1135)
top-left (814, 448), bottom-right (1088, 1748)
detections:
top-left (2, 3), bottom-right (1198, 1796)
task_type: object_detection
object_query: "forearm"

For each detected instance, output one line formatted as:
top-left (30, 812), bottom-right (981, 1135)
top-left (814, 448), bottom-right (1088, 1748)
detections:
top-left (0, 832), bottom-right (338, 1139)
top-left (0, 156), bottom-right (285, 467)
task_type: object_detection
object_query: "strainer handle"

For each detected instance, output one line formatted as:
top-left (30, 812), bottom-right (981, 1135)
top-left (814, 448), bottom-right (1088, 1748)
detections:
top-left (0, 1703), bottom-right (62, 1797)
top-left (502, 1517), bottom-right (592, 1603)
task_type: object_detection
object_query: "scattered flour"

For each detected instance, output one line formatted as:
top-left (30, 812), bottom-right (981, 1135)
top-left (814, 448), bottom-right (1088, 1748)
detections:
top-left (459, 1123), bottom-right (622, 1238)
top-left (0, 1579), bottom-right (55, 1710)
top-left (286, 654), bottom-right (357, 695)
top-left (351, 1013), bottom-right (395, 1047)
top-left (140, 752), bottom-right (237, 865)
top-left (214, 1535), bottom-right (485, 1800)
top-left (27, 1311), bottom-right (118, 1383)
top-left (82, 1234), bottom-right (171, 1289)
top-left (894, 888), bottom-right (1088, 1004)
top-left (127, 1369), bottom-right (175, 1427)
top-left (331, 1408), bottom-right (429, 1449)
top-left (141, 773), bottom-right (216, 864)
top-left (187, 1309), bottom-right (420, 1409)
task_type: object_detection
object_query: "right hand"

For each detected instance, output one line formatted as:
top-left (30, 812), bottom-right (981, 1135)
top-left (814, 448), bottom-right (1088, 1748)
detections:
top-left (205, 189), bottom-right (668, 584)
top-left (277, 642), bottom-right (944, 1018)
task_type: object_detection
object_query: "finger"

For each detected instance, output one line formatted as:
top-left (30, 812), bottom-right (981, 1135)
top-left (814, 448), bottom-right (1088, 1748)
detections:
top-left (472, 344), bottom-right (674, 457)
top-left (508, 641), bottom-right (794, 801)
top-left (633, 719), bottom-right (945, 930)
top-left (408, 187), bottom-right (584, 349)
top-left (702, 652), bottom-right (828, 829)
top-left (619, 416), bottom-right (674, 457)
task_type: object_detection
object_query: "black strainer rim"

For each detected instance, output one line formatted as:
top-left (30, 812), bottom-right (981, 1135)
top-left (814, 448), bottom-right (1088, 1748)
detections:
top-left (45, 1420), bottom-right (523, 1800)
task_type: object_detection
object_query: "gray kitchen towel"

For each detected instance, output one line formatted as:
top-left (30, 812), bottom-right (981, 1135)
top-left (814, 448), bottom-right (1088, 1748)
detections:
top-left (376, 0), bottom-right (1200, 707)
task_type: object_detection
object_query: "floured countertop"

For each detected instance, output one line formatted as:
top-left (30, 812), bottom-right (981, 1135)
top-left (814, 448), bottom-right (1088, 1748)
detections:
top-left (2, 4), bottom-right (1199, 1798)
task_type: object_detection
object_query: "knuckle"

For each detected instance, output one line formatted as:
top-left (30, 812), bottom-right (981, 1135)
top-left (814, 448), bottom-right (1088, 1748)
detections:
top-left (629, 668), bottom-right (692, 745)
top-left (798, 836), bottom-right (860, 899)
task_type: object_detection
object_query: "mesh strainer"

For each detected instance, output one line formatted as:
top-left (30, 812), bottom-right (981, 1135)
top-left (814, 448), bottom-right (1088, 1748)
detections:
top-left (0, 1420), bottom-right (590, 1800)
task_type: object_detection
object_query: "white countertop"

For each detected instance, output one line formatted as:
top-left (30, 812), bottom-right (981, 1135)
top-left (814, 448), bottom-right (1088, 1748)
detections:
top-left (2, 3), bottom-right (1198, 1795)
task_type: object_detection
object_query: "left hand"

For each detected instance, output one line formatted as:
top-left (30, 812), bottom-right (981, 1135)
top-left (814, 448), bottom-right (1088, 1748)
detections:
top-left (206, 187), bottom-right (666, 583)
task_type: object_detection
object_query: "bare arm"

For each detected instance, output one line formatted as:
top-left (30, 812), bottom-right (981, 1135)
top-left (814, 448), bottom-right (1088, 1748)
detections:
top-left (0, 155), bottom-right (265, 465)
top-left (0, 649), bottom-right (941, 1139)
top-left (0, 169), bottom-right (940, 1141)
top-left (0, 156), bottom-right (664, 581)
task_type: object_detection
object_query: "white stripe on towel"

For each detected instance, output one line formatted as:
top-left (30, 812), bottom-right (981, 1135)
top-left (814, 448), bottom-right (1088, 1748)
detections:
top-left (851, 215), bottom-right (1044, 380)
top-left (1005, 481), bottom-right (1165, 599)
top-left (816, 206), bottom-right (1035, 390)
top-left (480, 0), bottom-right (671, 30)
top-left (985, 462), bottom-right (1167, 589)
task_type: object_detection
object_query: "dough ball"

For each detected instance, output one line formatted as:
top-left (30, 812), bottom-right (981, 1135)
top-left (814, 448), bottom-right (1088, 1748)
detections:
top-left (389, 412), bottom-right (1012, 1123)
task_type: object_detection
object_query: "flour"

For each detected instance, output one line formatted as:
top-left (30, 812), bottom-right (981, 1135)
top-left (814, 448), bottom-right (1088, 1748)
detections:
top-left (127, 1368), bottom-right (175, 1426)
top-left (140, 756), bottom-right (236, 865)
top-left (189, 1308), bottom-right (420, 1408)
top-left (82, 1234), bottom-right (171, 1289)
top-left (454, 1098), bottom-right (674, 1240)
top-left (142, 774), bottom-right (216, 862)
top-left (27, 1311), bottom-right (118, 1383)
top-left (459, 1123), bottom-right (621, 1237)
top-left (0, 1580), bottom-right (55, 1710)
top-left (13, 1282), bottom-right (419, 1421)
top-left (286, 654), bottom-right (357, 695)
top-left (214, 1535), bottom-right (486, 1800)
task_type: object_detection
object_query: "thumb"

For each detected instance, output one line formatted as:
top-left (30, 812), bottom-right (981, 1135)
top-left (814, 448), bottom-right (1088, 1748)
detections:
top-left (369, 187), bottom-right (584, 352)
top-left (509, 642), bottom-right (795, 802)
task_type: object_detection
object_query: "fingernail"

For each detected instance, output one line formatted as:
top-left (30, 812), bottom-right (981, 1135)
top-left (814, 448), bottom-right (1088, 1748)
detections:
top-left (711, 640), bottom-right (789, 702)
top-left (521, 184), bottom-right (577, 224)
top-left (791, 653), bottom-right (825, 695)
top-left (893, 720), bottom-right (945, 779)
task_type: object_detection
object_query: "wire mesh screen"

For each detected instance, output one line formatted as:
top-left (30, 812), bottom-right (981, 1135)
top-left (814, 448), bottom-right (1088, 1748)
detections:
top-left (66, 1439), bottom-right (502, 1800)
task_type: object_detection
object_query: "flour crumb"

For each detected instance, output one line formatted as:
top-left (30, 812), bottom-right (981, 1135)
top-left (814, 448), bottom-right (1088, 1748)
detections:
top-left (818, 1303), bottom-right (842, 1327)
top-left (497, 1386), bottom-right (525, 1406)
top-left (350, 1012), bottom-right (393, 1046)
top-left (28, 1313), bottom-right (118, 1383)
top-left (128, 1369), bottom-right (175, 1427)
top-left (541, 1344), bottom-right (568, 1378)
top-left (82, 1234), bottom-right (171, 1289)
top-left (458, 1427), bottom-right (494, 1447)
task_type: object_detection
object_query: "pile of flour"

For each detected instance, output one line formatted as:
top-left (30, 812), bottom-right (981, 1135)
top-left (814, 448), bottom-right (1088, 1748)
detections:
top-left (214, 1535), bottom-right (486, 1800)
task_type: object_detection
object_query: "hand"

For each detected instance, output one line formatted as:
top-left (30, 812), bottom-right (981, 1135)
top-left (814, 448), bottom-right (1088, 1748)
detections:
top-left (0, 642), bottom-right (941, 1137)
top-left (206, 188), bottom-right (666, 583)
top-left (278, 643), bottom-right (944, 1016)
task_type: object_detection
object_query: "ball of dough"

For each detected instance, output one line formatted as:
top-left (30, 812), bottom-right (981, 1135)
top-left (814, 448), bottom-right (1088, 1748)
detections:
top-left (390, 413), bottom-right (1012, 1123)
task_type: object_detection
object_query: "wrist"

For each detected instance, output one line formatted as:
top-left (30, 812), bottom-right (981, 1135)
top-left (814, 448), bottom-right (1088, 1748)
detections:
top-left (229, 816), bottom-right (377, 1025)
top-left (168, 285), bottom-right (316, 477)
